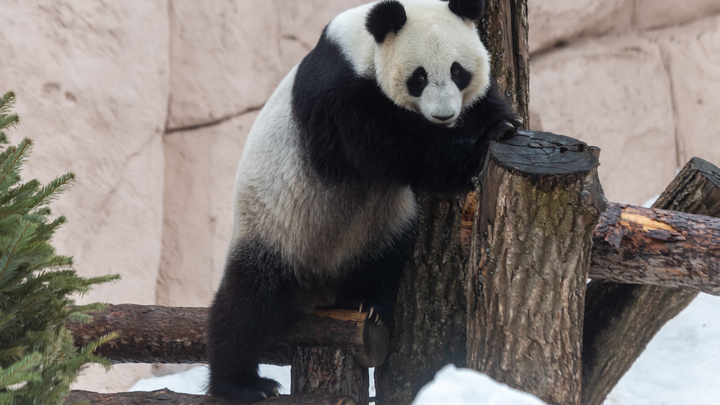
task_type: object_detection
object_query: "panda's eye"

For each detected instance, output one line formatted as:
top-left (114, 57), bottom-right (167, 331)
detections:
top-left (451, 62), bottom-right (472, 90)
top-left (407, 67), bottom-right (428, 97)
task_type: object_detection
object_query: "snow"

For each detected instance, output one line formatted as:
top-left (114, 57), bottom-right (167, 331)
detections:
top-left (411, 365), bottom-right (546, 405)
top-left (128, 293), bottom-right (720, 404)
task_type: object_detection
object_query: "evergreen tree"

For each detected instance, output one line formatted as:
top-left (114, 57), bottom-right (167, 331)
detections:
top-left (0, 91), bottom-right (119, 405)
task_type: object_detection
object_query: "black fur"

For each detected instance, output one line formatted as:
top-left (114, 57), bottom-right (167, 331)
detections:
top-left (448, 0), bottom-right (485, 21)
top-left (292, 30), bottom-right (516, 195)
top-left (208, 240), bottom-right (303, 402)
top-left (366, 0), bottom-right (407, 43)
top-left (406, 67), bottom-right (428, 97)
top-left (451, 62), bottom-right (473, 91)
top-left (208, 232), bottom-right (414, 401)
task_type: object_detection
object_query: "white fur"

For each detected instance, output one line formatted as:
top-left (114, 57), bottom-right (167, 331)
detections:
top-left (327, 0), bottom-right (491, 126)
top-left (232, 67), bottom-right (417, 276)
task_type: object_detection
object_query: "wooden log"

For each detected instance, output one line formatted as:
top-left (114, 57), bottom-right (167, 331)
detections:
top-left (68, 306), bottom-right (388, 368)
top-left (582, 157), bottom-right (720, 405)
top-left (66, 390), bottom-right (356, 405)
top-left (291, 347), bottom-right (369, 405)
top-left (467, 131), bottom-right (604, 405)
top-left (589, 202), bottom-right (720, 294)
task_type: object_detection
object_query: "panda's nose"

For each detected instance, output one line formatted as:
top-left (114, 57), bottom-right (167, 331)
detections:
top-left (432, 114), bottom-right (454, 122)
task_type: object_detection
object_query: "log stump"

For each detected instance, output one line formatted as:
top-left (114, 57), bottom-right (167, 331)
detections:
top-left (291, 347), bottom-right (369, 405)
top-left (467, 131), bottom-right (604, 405)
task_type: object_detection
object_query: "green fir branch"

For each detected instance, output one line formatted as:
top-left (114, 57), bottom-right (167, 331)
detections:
top-left (0, 91), bottom-right (119, 404)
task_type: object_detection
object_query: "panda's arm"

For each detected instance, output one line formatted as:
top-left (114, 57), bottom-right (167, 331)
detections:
top-left (293, 33), bottom-right (514, 194)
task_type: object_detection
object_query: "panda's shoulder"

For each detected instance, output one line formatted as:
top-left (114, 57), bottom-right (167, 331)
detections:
top-left (324, 3), bottom-right (377, 77)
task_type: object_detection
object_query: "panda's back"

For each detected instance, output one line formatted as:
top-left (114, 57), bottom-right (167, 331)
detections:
top-left (232, 67), bottom-right (417, 276)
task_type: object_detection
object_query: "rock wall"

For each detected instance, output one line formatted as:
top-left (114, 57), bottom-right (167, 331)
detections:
top-left (0, 0), bottom-right (718, 392)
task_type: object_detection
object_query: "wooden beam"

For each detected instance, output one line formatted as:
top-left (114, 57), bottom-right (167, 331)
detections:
top-left (68, 306), bottom-right (388, 368)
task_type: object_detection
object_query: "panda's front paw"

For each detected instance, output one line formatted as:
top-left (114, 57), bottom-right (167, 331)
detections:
top-left (488, 114), bottom-right (523, 141)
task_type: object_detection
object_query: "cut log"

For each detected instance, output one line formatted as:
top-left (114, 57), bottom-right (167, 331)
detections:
top-left (66, 390), bottom-right (356, 405)
top-left (589, 202), bottom-right (720, 295)
top-left (67, 306), bottom-right (388, 367)
top-left (467, 131), bottom-right (604, 405)
top-left (582, 157), bottom-right (720, 405)
top-left (291, 347), bottom-right (369, 405)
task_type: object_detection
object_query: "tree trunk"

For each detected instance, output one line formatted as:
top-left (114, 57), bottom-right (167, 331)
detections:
top-left (374, 1), bottom-right (529, 403)
top-left (374, 195), bottom-right (470, 405)
top-left (66, 390), bottom-right (356, 405)
top-left (467, 131), bottom-right (604, 405)
top-left (291, 347), bottom-right (369, 405)
top-left (582, 157), bottom-right (720, 405)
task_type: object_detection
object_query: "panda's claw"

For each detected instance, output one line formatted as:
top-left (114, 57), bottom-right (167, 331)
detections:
top-left (368, 307), bottom-right (374, 319)
top-left (359, 302), bottom-right (363, 313)
top-left (375, 313), bottom-right (380, 323)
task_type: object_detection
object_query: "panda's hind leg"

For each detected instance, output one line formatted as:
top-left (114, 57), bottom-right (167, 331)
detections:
top-left (334, 229), bottom-right (415, 330)
top-left (207, 240), bottom-right (303, 403)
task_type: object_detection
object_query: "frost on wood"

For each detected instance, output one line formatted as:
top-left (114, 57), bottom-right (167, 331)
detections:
top-left (582, 157), bottom-right (720, 405)
top-left (467, 131), bottom-right (604, 405)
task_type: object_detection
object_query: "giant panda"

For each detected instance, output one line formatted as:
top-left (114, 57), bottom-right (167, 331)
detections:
top-left (207, 0), bottom-right (521, 401)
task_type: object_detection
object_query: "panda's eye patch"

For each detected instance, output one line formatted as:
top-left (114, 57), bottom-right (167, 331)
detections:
top-left (451, 62), bottom-right (472, 90)
top-left (407, 67), bottom-right (428, 97)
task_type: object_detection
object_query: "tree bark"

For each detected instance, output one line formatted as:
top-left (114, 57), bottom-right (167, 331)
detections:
top-left (479, 0), bottom-right (530, 126)
top-left (68, 306), bottom-right (388, 367)
top-left (374, 195), bottom-right (470, 405)
top-left (467, 131), bottom-right (604, 405)
top-left (375, 1), bottom-right (529, 403)
top-left (582, 157), bottom-right (720, 405)
top-left (589, 202), bottom-right (720, 294)
top-left (66, 390), bottom-right (356, 405)
top-left (291, 347), bottom-right (369, 405)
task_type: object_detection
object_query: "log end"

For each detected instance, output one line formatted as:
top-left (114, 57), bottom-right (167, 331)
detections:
top-left (313, 309), bottom-right (390, 368)
top-left (491, 131), bottom-right (598, 176)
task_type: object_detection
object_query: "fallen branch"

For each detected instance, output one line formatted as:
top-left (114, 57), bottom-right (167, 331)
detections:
top-left (68, 306), bottom-right (388, 368)
top-left (590, 202), bottom-right (720, 295)
top-left (66, 390), bottom-right (356, 405)
top-left (582, 157), bottom-right (720, 405)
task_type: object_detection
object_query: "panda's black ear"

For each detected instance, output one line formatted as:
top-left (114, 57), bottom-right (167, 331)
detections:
top-left (366, 0), bottom-right (407, 43)
top-left (448, 0), bottom-right (485, 21)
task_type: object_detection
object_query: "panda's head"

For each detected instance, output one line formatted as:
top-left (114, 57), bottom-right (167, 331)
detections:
top-left (366, 0), bottom-right (490, 127)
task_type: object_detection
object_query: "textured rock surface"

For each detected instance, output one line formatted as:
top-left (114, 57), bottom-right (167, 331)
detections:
top-left (643, 15), bottom-right (720, 171)
top-left (528, 0), bottom-right (633, 53)
top-left (167, 0), bottom-right (283, 130)
top-left (168, 0), bottom-right (372, 130)
top-left (635, 0), bottom-right (720, 30)
top-left (157, 112), bottom-right (258, 307)
top-left (0, 0), bottom-right (169, 392)
top-left (530, 35), bottom-right (676, 205)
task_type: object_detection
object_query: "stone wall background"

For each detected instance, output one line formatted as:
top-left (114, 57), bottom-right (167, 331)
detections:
top-left (1, 0), bottom-right (719, 393)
